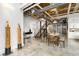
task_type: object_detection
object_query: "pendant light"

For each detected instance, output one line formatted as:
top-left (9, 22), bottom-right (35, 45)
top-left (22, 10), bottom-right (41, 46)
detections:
top-left (53, 20), bottom-right (57, 23)
top-left (31, 9), bottom-right (35, 14)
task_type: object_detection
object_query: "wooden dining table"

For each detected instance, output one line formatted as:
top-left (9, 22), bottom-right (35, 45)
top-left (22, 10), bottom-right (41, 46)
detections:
top-left (47, 33), bottom-right (65, 47)
top-left (47, 33), bottom-right (60, 46)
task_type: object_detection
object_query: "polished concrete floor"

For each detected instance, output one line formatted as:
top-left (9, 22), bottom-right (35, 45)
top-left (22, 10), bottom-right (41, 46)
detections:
top-left (9, 38), bottom-right (79, 56)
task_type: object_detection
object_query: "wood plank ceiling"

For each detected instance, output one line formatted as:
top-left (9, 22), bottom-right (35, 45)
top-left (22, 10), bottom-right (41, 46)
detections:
top-left (24, 3), bottom-right (79, 20)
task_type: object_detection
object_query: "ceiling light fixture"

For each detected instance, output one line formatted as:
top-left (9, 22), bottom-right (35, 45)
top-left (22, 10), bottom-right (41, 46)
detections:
top-left (31, 9), bottom-right (35, 14)
top-left (53, 20), bottom-right (57, 23)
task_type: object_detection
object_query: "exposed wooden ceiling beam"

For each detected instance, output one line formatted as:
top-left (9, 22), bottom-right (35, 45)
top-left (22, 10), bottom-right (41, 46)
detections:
top-left (37, 4), bottom-right (54, 20)
top-left (50, 8), bottom-right (59, 19)
top-left (39, 3), bottom-right (66, 12)
top-left (23, 3), bottom-right (40, 12)
top-left (21, 3), bottom-right (34, 10)
top-left (55, 8), bottom-right (59, 17)
top-left (67, 3), bottom-right (72, 15)
top-left (52, 11), bottom-right (79, 19)
top-left (74, 3), bottom-right (79, 12)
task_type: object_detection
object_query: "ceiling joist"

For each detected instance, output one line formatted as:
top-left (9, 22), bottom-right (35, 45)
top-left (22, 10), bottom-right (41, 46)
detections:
top-left (37, 4), bottom-right (54, 20)
top-left (55, 8), bottom-right (59, 17)
top-left (24, 3), bottom-right (79, 21)
top-left (67, 3), bottom-right (72, 15)
top-left (24, 3), bottom-right (40, 12)
top-left (74, 3), bottom-right (79, 12)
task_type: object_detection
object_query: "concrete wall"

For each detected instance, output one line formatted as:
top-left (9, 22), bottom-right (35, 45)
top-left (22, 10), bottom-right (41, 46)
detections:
top-left (0, 3), bottom-right (24, 55)
top-left (68, 13), bottom-right (79, 39)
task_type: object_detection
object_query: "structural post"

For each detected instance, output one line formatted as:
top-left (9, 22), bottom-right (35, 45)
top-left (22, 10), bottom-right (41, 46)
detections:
top-left (4, 21), bottom-right (11, 55)
top-left (46, 20), bottom-right (47, 42)
top-left (40, 21), bottom-right (41, 38)
top-left (17, 24), bottom-right (22, 49)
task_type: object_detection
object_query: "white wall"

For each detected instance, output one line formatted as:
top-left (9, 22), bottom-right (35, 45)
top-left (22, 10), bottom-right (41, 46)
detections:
top-left (24, 15), bottom-right (45, 36)
top-left (68, 13), bottom-right (79, 39)
top-left (24, 13), bottom-right (79, 39)
top-left (0, 3), bottom-right (24, 55)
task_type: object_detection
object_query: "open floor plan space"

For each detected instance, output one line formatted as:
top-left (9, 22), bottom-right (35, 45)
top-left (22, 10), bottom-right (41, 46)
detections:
top-left (0, 3), bottom-right (79, 56)
top-left (8, 38), bottom-right (79, 56)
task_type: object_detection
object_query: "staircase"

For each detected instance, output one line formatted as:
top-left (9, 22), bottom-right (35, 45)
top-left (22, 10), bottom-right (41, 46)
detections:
top-left (35, 20), bottom-right (51, 38)
top-left (34, 9), bottom-right (53, 38)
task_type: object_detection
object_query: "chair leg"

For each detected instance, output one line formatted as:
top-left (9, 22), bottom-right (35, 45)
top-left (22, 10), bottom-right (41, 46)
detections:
top-left (63, 41), bottom-right (65, 48)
